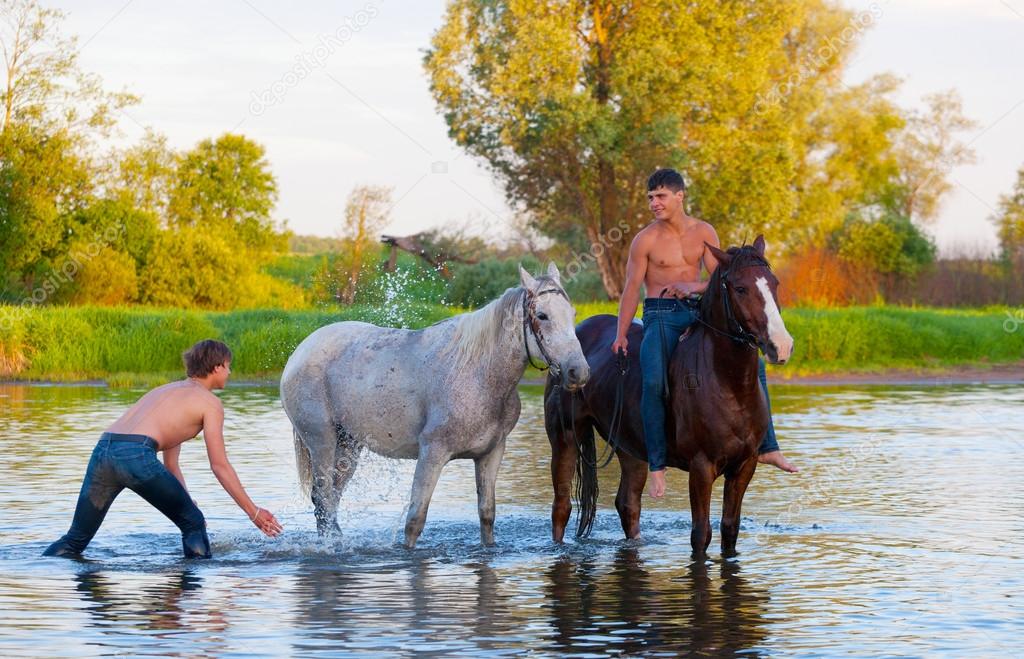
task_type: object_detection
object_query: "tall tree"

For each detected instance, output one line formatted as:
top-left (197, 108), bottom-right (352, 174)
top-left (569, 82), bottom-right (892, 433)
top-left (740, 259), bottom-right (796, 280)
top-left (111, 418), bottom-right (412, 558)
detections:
top-left (0, 0), bottom-right (136, 295)
top-left (425, 0), bottom-right (879, 297)
top-left (114, 129), bottom-right (176, 220)
top-left (335, 184), bottom-right (391, 304)
top-left (168, 133), bottom-right (284, 254)
top-left (890, 90), bottom-right (977, 224)
top-left (993, 166), bottom-right (1024, 264)
top-left (1, 0), bottom-right (135, 134)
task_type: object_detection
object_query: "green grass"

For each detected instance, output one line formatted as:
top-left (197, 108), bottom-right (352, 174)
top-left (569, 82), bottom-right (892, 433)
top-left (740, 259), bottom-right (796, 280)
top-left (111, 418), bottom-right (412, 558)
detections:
top-left (0, 303), bottom-right (456, 384)
top-left (567, 302), bottom-right (1024, 377)
top-left (2, 303), bottom-right (1021, 385)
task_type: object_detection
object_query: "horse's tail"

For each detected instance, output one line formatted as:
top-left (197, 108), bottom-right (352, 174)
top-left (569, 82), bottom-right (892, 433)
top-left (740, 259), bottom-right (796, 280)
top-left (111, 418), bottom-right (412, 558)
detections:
top-left (574, 422), bottom-right (599, 538)
top-left (294, 428), bottom-right (313, 499)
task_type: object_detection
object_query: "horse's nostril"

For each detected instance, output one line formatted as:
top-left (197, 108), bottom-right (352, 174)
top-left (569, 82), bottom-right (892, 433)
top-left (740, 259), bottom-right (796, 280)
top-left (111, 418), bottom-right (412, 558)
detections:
top-left (568, 367), bottom-right (578, 380)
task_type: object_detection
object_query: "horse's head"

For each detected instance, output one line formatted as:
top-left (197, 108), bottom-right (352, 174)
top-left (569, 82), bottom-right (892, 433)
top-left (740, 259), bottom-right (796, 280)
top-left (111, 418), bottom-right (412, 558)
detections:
top-left (519, 263), bottom-right (590, 390)
top-left (704, 235), bottom-right (794, 364)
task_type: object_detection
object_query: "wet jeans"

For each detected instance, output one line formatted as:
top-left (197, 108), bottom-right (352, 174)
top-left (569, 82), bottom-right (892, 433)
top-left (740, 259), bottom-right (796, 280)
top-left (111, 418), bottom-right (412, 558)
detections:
top-left (639, 298), bottom-right (780, 472)
top-left (43, 432), bottom-right (211, 559)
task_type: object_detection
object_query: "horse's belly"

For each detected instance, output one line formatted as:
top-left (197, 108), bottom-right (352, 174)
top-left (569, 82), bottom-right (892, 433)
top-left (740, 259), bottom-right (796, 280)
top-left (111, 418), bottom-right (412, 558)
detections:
top-left (332, 406), bottom-right (422, 459)
top-left (367, 432), bottom-right (420, 459)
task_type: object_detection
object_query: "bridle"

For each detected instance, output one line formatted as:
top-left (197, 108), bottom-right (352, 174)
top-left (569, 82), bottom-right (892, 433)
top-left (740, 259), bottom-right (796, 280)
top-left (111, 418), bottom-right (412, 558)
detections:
top-left (696, 257), bottom-right (773, 352)
top-left (522, 286), bottom-right (570, 373)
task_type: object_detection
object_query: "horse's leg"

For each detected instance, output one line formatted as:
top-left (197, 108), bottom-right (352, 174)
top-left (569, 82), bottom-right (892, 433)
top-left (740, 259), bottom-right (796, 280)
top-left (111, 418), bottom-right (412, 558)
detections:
top-left (548, 418), bottom-right (580, 543)
top-left (688, 457), bottom-right (715, 557)
top-left (404, 445), bottom-right (450, 548)
top-left (721, 456), bottom-right (758, 557)
top-left (614, 449), bottom-right (647, 540)
top-left (325, 437), bottom-right (361, 528)
top-left (303, 426), bottom-right (342, 537)
top-left (474, 438), bottom-right (506, 546)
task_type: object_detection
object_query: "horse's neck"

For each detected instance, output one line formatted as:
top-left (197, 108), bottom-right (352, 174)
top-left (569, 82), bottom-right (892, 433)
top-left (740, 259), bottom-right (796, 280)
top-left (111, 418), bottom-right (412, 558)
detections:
top-left (475, 301), bottom-right (530, 392)
top-left (699, 293), bottom-right (760, 390)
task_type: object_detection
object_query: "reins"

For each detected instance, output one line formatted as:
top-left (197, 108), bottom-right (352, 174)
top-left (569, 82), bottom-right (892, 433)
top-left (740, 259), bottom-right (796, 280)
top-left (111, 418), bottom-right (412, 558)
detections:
top-left (560, 349), bottom-right (628, 471)
top-left (693, 259), bottom-right (770, 351)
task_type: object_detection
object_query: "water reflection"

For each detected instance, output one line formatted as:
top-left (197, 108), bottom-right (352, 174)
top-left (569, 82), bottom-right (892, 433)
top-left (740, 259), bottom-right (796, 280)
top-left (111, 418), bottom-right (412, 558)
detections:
top-left (70, 568), bottom-right (236, 655)
top-left (1, 382), bottom-right (1023, 656)
top-left (542, 548), bottom-right (769, 656)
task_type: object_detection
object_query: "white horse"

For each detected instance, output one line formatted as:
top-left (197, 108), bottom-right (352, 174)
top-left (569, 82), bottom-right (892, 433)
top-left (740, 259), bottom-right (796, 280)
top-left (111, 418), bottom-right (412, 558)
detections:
top-left (280, 263), bottom-right (589, 547)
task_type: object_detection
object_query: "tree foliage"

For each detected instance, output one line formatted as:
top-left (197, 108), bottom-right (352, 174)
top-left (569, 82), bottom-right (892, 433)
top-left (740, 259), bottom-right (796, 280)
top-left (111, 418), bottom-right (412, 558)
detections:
top-left (994, 166), bottom-right (1024, 264)
top-left (425, 0), bottom-right (975, 298)
top-left (0, 1), bottom-right (299, 310)
top-left (324, 184), bottom-right (392, 304)
top-left (835, 212), bottom-right (935, 277)
top-left (168, 133), bottom-right (283, 253)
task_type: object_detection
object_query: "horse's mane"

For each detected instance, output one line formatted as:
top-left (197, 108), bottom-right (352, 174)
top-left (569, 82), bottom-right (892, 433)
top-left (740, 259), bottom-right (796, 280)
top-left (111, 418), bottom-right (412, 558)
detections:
top-left (699, 244), bottom-right (770, 319)
top-left (441, 275), bottom-right (562, 370)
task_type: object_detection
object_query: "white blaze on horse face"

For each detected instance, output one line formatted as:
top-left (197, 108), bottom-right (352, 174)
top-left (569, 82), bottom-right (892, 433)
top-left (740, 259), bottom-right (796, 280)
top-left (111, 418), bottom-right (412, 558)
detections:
top-left (755, 276), bottom-right (793, 362)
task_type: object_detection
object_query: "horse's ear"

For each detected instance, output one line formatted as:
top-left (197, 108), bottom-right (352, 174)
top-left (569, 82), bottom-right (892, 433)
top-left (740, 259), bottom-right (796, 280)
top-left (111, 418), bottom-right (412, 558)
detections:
top-left (753, 234), bottom-right (766, 256)
top-left (705, 242), bottom-right (732, 268)
top-left (546, 261), bottom-right (561, 285)
top-left (519, 264), bottom-right (538, 290)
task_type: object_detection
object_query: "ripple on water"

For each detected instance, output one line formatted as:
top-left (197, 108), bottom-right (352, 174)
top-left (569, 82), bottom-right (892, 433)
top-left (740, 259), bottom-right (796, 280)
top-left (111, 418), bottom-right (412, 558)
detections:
top-left (1, 383), bottom-right (1022, 656)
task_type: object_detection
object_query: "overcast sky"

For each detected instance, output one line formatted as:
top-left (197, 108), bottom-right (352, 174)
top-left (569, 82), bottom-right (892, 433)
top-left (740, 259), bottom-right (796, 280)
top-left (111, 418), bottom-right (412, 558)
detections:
top-left (61, 0), bottom-right (1024, 254)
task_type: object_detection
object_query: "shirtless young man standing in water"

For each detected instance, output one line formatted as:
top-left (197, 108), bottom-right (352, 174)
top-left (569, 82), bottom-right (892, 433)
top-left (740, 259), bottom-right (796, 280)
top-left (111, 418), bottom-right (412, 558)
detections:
top-left (44, 339), bottom-right (282, 559)
top-left (611, 168), bottom-right (798, 498)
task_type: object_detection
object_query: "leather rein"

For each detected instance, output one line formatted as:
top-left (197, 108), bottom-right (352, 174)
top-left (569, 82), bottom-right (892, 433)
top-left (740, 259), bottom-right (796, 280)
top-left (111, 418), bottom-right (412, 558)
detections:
top-left (693, 259), bottom-right (773, 351)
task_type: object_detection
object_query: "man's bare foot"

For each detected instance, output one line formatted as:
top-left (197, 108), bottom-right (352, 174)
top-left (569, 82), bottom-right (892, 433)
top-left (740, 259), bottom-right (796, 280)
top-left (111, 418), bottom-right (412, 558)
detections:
top-left (647, 469), bottom-right (666, 497)
top-left (758, 450), bottom-right (799, 473)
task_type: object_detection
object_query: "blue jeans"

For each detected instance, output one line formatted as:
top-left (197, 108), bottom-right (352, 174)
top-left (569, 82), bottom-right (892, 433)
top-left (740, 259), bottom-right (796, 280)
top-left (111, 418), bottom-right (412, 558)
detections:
top-left (43, 432), bottom-right (211, 559)
top-left (640, 298), bottom-right (780, 471)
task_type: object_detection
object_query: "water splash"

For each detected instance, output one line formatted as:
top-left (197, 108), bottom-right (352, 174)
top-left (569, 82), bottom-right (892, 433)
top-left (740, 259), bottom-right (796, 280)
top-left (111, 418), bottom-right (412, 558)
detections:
top-left (364, 265), bottom-right (447, 328)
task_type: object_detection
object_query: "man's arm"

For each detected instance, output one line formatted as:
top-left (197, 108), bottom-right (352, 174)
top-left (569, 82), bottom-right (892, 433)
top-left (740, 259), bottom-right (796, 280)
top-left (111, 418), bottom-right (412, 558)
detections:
top-left (162, 444), bottom-right (188, 491)
top-left (612, 233), bottom-right (649, 355)
top-left (202, 399), bottom-right (283, 537)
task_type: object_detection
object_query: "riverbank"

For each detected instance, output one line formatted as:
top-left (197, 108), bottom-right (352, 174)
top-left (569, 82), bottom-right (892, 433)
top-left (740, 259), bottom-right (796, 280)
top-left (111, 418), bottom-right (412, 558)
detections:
top-left (2, 303), bottom-right (1021, 386)
top-left (7, 360), bottom-right (1024, 389)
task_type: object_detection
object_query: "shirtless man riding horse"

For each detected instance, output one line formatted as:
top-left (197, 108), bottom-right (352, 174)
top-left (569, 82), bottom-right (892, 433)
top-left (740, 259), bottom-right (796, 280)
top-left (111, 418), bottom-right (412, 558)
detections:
top-left (611, 168), bottom-right (798, 498)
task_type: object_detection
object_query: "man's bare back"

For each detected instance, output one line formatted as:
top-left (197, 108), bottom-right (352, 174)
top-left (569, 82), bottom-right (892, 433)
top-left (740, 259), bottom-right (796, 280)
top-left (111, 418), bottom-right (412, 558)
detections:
top-left (43, 341), bottom-right (281, 559)
top-left (106, 380), bottom-right (218, 451)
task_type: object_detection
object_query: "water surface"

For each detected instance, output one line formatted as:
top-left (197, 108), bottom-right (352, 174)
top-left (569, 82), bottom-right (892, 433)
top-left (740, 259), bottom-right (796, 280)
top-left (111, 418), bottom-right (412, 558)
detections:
top-left (1, 382), bottom-right (1021, 655)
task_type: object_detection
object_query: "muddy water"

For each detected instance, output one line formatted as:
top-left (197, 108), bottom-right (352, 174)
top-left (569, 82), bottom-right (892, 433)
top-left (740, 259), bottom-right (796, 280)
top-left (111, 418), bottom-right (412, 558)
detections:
top-left (0, 382), bottom-right (1021, 656)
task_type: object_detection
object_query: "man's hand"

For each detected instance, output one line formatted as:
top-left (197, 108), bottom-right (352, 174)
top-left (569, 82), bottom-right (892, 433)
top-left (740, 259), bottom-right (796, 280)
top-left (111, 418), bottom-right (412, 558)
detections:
top-left (661, 283), bottom-right (694, 299)
top-left (250, 507), bottom-right (283, 537)
top-left (611, 335), bottom-right (628, 356)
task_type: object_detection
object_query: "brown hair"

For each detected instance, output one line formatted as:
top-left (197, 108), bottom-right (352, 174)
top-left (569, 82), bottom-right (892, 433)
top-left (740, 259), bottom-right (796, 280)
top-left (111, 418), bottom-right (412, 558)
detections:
top-left (183, 339), bottom-right (233, 377)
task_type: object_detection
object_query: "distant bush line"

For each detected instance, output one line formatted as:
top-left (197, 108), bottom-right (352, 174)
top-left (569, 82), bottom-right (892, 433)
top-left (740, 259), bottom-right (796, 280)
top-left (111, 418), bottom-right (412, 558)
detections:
top-left (1, 303), bottom-right (1020, 385)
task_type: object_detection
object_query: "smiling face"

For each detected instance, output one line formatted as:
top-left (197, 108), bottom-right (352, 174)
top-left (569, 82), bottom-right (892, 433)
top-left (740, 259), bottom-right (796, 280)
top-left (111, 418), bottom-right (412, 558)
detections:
top-left (647, 185), bottom-right (686, 222)
top-left (520, 264), bottom-right (590, 390)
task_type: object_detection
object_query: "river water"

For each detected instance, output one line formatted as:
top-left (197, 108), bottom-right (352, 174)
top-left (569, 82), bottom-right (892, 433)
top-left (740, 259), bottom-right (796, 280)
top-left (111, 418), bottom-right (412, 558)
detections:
top-left (0, 382), bottom-right (1021, 656)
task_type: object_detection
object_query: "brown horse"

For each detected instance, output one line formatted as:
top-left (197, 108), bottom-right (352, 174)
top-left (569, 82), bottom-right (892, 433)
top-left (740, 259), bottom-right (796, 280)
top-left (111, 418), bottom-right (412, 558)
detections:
top-left (544, 236), bottom-right (793, 556)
